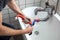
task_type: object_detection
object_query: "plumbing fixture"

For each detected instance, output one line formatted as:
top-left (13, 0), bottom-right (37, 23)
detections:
top-left (34, 1), bottom-right (55, 21)
top-left (35, 1), bottom-right (55, 15)
top-left (34, 31), bottom-right (39, 35)
top-left (54, 0), bottom-right (59, 14)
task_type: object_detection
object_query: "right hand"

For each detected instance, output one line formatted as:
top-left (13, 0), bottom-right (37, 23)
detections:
top-left (22, 17), bottom-right (32, 24)
top-left (25, 25), bottom-right (33, 34)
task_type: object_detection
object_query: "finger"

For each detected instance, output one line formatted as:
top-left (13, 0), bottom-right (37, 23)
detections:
top-left (22, 21), bottom-right (28, 24)
top-left (27, 18), bottom-right (31, 21)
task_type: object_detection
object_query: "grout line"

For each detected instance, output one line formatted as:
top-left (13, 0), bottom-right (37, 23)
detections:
top-left (25, 0), bottom-right (26, 8)
top-left (33, 0), bottom-right (35, 6)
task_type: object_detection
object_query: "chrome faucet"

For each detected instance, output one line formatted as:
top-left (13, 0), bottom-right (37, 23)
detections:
top-left (34, 1), bottom-right (55, 21)
top-left (34, 1), bottom-right (55, 15)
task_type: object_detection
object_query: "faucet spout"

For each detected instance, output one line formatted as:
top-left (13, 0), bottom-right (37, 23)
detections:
top-left (34, 8), bottom-right (45, 15)
top-left (34, 1), bottom-right (55, 22)
top-left (34, 1), bottom-right (55, 15)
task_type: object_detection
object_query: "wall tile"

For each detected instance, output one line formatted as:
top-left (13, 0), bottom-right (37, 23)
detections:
top-left (40, 0), bottom-right (46, 8)
top-left (19, 0), bottom-right (25, 5)
top-left (26, 0), bottom-right (34, 4)
top-left (26, 3), bottom-right (34, 8)
top-left (34, 2), bottom-right (40, 7)
top-left (49, 0), bottom-right (57, 6)
top-left (15, 0), bottom-right (19, 5)
top-left (35, 0), bottom-right (41, 3)
top-left (19, 5), bottom-right (25, 10)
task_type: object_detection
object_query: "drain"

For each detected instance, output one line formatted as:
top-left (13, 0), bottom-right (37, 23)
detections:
top-left (34, 31), bottom-right (39, 35)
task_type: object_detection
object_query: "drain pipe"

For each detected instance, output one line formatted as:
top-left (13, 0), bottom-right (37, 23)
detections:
top-left (54, 0), bottom-right (59, 14)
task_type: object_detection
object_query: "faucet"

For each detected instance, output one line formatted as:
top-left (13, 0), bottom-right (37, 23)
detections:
top-left (34, 1), bottom-right (55, 15)
top-left (34, 1), bottom-right (55, 21)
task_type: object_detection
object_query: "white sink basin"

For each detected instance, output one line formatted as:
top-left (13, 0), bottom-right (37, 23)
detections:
top-left (17, 7), bottom-right (60, 40)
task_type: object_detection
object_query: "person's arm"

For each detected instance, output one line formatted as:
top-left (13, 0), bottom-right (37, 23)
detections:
top-left (7, 0), bottom-right (32, 24)
top-left (7, 0), bottom-right (25, 16)
top-left (0, 23), bottom-right (33, 36)
top-left (0, 24), bottom-right (25, 36)
top-left (0, 24), bottom-right (32, 36)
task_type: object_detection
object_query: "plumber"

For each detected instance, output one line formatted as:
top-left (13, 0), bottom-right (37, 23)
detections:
top-left (0, 0), bottom-right (33, 40)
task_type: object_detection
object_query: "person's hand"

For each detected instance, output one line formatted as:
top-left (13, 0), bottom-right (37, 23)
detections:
top-left (24, 25), bottom-right (33, 34)
top-left (22, 17), bottom-right (32, 24)
top-left (16, 14), bottom-right (32, 24)
top-left (16, 13), bottom-right (26, 20)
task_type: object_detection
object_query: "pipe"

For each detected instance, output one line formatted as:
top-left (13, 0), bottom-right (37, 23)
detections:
top-left (54, 0), bottom-right (59, 14)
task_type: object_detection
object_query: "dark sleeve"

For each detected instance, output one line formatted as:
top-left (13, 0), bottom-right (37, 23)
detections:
top-left (0, 0), bottom-right (10, 11)
top-left (0, 0), bottom-right (4, 11)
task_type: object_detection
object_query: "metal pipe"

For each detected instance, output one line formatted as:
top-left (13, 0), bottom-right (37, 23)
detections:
top-left (54, 0), bottom-right (59, 14)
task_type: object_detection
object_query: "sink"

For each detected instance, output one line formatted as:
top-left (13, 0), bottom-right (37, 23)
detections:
top-left (17, 7), bottom-right (60, 40)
